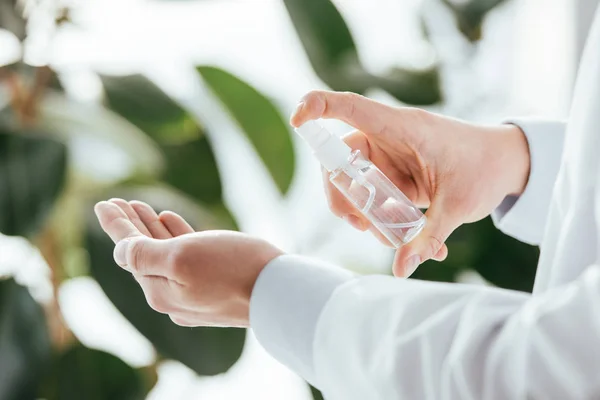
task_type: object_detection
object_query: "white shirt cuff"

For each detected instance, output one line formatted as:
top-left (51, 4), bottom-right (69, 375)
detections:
top-left (491, 119), bottom-right (566, 245)
top-left (249, 255), bottom-right (355, 386)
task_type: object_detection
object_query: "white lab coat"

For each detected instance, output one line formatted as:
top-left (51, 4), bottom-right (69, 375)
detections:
top-left (249, 6), bottom-right (600, 400)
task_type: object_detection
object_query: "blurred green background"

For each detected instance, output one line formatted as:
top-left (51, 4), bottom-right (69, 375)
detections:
top-left (0, 0), bottom-right (582, 398)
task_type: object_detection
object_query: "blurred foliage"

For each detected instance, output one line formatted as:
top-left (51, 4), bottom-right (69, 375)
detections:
top-left (198, 66), bottom-right (296, 194)
top-left (283, 0), bottom-right (441, 105)
top-left (0, 0), bottom-right (526, 399)
top-left (42, 345), bottom-right (149, 400)
top-left (0, 0), bottom-right (26, 40)
top-left (442, 0), bottom-right (509, 42)
top-left (101, 74), bottom-right (225, 207)
top-left (161, 137), bottom-right (223, 206)
top-left (463, 217), bottom-right (538, 292)
top-left (309, 385), bottom-right (325, 400)
top-left (414, 217), bottom-right (539, 292)
top-left (0, 130), bottom-right (67, 237)
top-left (0, 279), bottom-right (51, 400)
top-left (38, 90), bottom-right (165, 179)
top-left (100, 74), bottom-right (200, 145)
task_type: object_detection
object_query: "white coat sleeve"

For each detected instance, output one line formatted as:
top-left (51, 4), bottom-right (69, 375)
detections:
top-left (491, 119), bottom-right (565, 245)
top-left (250, 256), bottom-right (600, 399)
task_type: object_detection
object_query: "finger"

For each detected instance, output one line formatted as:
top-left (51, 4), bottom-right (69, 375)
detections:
top-left (129, 201), bottom-right (172, 239)
top-left (108, 198), bottom-right (152, 237)
top-left (325, 171), bottom-right (371, 231)
top-left (169, 313), bottom-right (201, 327)
top-left (168, 312), bottom-right (244, 328)
top-left (113, 236), bottom-right (179, 279)
top-left (393, 200), bottom-right (459, 277)
top-left (323, 166), bottom-right (357, 217)
top-left (290, 90), bottom-right (396, 135)
top-left (137, 275), bottom-right (176, 314)
top-left (94, 201), bottom-right (144, 243)
top-left (367, 224), bottom-right (395, 247)
top-left (431, 244), bottom-right (448, 262)
top-left (159, 211), bottom-right (194, 237)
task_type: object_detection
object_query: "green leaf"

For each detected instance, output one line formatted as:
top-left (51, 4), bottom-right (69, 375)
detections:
top-left (43, 344), bottom-right (148, 400)
top-left (39, 91), bottom-right (164, 180)
top-left (100, 74), bottom-right (227, 206)
top-left (442, 0), bottom-right (508, 42)
top-left (411, 258), bottom-right (461, 283)
top-left (101, 74), bottom-right (200, 145)
top-left (465, 217), bottom-right (538, 292)
top-left (310, 384), bottom-right (325, 400)
top-left (197, 66), bottom-right (296, 194)
top-left (283, 0), bottom-right (357, 67)
top-left (0, 0), bottom-right (26, 40)
top-left (162, 136), bottom-right (223, 207)
top-left (283, 0), bottom-right (441, 105)
top-left (0, 129), bottom-right (67, 237)
top-left (373, 67), bottom-right (442, 106)
top-left (85, 187), bottom-right (245, 376)
top-left (0, 278), bottom-right (52, 400)
top-left (283, 0), bottom-right (360, 92)
top-left (414, 220), bottom-right (479, 283)
top-left (414, 217), bottom-right (538, 292)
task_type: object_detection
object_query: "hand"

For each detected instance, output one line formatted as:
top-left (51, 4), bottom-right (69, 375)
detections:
top-left (94, 199), bottom-right (284, 327)
top-left (291, 91), bottom-right (530, 277)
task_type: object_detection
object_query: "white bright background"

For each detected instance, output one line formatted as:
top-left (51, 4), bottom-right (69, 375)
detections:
top-left (0, 0), bottom-right (592, 398)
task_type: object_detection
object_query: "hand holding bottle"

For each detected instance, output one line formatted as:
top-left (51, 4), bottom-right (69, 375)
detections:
top-left (290, 91), bottom-right (531, 277)
top-left (295, 120), bottom-right (427, 248)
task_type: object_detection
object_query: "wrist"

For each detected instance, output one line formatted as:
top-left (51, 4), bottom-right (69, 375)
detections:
top-left (490, 124), bottom-right (531, 196)
top-left (241, 247), bottom-right (285, 309)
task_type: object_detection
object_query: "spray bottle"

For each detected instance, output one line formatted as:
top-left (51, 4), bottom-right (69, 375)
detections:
top-left (296, 120), bottom-right (426, 247)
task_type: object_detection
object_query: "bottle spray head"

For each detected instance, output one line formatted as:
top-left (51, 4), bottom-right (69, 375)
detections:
top-left (295, 120), bottom-right (352, 171)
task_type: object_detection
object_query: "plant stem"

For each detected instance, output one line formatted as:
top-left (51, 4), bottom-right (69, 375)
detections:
top-left (0, 68), bottom-right (25, 117)
top-left (0, 65), bottom-right (53, 127)
top-left (37, 225), bottom-right (74, 350)
top-left (21, 66), bottom-right (53, 125)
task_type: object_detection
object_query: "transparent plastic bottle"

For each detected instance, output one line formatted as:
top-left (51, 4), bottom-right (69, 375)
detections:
top-left (296, 120), bottom-right (426, 248)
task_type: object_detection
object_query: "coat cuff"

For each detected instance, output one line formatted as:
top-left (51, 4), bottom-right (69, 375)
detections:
top-left (491, 119), bottom-right (566, 245)
top-left (249, 255), bottom-right (355, 386)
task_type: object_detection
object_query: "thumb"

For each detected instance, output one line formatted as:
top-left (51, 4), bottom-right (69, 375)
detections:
top-left (114, 236), bottom-right (172, 277)
top-left (393, 199), bottom-right (459, 277)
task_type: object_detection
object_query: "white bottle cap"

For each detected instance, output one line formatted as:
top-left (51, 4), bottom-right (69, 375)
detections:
top-left (295, 120), bottom-right (352, 171)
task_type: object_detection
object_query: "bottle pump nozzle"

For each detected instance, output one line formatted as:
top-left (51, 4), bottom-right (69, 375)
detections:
top-left (295, 121), bottom-right (352, 171)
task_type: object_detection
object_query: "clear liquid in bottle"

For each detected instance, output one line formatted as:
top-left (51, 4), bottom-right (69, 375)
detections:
top-left (330, 150), bottom-right (426, 247)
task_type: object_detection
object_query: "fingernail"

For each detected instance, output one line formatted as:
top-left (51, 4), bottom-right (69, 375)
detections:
top-left (94, 201), bottom-right (109, 216)
top-left (114, 240), bottom-right (129, 266)
top-left (405, 255), bottom-right (421, 277)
